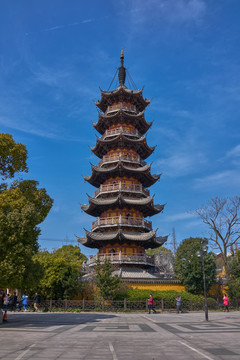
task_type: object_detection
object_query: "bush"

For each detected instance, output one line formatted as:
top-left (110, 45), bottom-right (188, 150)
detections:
top-left (115, 289), bottom-right (203, 302)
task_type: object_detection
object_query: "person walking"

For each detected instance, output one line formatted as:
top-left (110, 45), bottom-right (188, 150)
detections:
top-left (33, 292), bottom-right (40, 312)
top-left (148, 294), bottom-right (157, 314)
top-left (3, 293), bottom-right (9, 311)
top-left (176, 294), bottom-right (183, 313)
top-left (8, 292), bottom-right (17, 311)
top-left (21, 294), bottom-right (28, 312)
top-left (223, 293), bottom-right (229, 312)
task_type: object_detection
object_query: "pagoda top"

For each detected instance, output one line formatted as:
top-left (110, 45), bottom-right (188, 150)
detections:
top-left (95, 50), bottom-right (151, 113)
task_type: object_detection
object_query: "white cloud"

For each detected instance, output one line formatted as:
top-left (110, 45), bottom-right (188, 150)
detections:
top-left (42, 19), bottom-right (95, 33)
top-left (194, 169), bottom-right (240, 189)
top-left (154, 151), bottom-right (206, 177)
top-left (163, 212), bottom-right (196, 221)
top-left (226, 144), bottom-right (240, 158)
top-left (127, 0), bottom-right (206, 25)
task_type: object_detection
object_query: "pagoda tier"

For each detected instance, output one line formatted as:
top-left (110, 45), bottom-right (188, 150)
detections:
top-left (93, 109), bottom-right (152, 136)
top-left (91, 215), bottom-right (153, 232)
top-left (81, 194), bottom-right (165, 217)
top-left (94, 182), bottom-right (150, 198)
top-left (91, 133), bottom-right (155, 160)
top-left (78, 230), bottom-right (167, 249)
top-left (96, 86), bottom-right (150, 114)
top-left (84, 162), bottom-right (161, 188)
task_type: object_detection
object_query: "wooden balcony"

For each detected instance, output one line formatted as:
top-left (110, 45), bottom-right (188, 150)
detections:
top-left (91, 216), bottom-right (152, 231)
top-left (106, 103), bottom-right (137, 114)
top-left (94, 182), bottom-right (150, 197)
top-left (102, 127), bottom-right (140, 139)
top-left (89, 252), bottom-right (155, 266)
top-left (99, 154), bottom-right (146, 167)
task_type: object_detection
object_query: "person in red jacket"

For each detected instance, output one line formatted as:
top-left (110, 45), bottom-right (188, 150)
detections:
top-left (148, 294), bottom-right (157, 314)
top-left (223, 294), bottom-right (229, 312)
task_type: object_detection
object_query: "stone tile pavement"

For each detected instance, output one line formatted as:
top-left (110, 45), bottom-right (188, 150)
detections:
top-left (0, 311), bottom-right (239, 359)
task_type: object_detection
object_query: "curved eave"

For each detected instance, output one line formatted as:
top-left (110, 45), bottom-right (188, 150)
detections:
top-left (93, 110), bottom-right (152, 135)
top-left (91, 134), bottom-right (155, 160)
top-left (81, 196), bottom-right (165, 217)
top-left (95, 86), bottom-right (151, 113)
top-left (84, 163), bottom-right (161, 188)
top-left (77, 230), bottom-right (167, 249)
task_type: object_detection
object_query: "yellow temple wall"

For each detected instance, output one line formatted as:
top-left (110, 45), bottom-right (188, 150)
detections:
top-left (104, 176), bottom-right (140, 186)
top-left (130, 282), bottom-right (186, 292)
top-left (99, 243), bottom-right (144, 255)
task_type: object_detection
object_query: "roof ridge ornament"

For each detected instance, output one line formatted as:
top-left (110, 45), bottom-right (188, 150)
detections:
top-left (118, 48), bottom-right (126, 86)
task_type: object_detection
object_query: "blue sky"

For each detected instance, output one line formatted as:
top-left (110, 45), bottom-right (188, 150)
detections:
top-left (1, 0), bottom-right (240, 256)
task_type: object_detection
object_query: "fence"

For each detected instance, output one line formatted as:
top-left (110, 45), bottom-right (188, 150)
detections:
top-left (23, 299), bottom-right (240, 312)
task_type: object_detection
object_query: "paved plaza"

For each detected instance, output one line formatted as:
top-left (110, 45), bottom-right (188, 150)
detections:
top-left (0, 311), bottom-right (240, 360)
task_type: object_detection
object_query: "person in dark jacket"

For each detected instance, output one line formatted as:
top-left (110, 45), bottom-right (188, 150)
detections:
top-left (8, 292), bottom-right (18, 311)
top-left (33, 292), bottom-right (40, 312)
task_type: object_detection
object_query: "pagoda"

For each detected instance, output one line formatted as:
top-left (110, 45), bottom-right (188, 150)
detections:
top-left (78, 50), bottom-right (168, 281)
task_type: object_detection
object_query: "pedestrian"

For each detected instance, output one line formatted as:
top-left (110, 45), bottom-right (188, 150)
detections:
top-left (8, 292), bottom-right (18, 311)
top-left (176, 294), bottom-right (183, 313)
top-left (3, 293), bottom-right (10, 311)
top-left (148, 294), bottom-right (157, 314)
top-left (0, 290), bottom-right (4, 309)
top-left (223, 293), bottom-right (229, 312)
top-left (33, 292), bottom-right (40, 312)
top-left (21, 294), bottom-right (28, 312)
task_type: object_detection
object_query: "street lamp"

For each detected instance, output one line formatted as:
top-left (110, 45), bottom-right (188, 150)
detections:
top-left (196, 243), bottom-right (208, 321)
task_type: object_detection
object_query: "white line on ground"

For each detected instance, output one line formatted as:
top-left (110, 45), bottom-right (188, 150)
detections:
top-left (109, 342), bottom-right (118, 360)
top-left (14, 344), bottom-right (36, 360)
top-left (178, 341), bottom-right (215, 360)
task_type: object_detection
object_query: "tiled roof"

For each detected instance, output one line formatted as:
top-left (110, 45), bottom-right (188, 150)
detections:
top-left (81, 195), bottom-right (165, 217)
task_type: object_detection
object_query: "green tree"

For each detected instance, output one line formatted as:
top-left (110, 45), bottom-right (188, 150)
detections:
top-left (95, 258), bottom-right (121, 300)
top-left (33, 245), bottom-right (87, 299)
top-left (174, 237), bottom-right (216, 294)
top-left (0, 133), bottom-right (53, 289)
top-left (226, 251), bottom-right (240, 299)
top-left (0, 133), bottom-right (28, 184)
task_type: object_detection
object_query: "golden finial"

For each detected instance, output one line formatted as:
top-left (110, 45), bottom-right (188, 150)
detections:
top-left (120, 48), bottom-right (124, 67)
top-left (119, 49), bottom-right (126, 85)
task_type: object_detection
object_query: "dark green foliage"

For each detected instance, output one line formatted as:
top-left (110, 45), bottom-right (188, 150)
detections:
top-left (0, 134), bottom-right (53, 289)
top-left (114, 289), bottom-right (203, 301)
top-left (0, 180), bottom-right (53, 288)
top-left (95, 258), bottom-right (121, 300)
top-left (33, 245), bottom-right (87, 299)
top-left (174, 237), bottom-right (216, 294)
top-left (226, 251), bottom-right (240, 299)
top-left (0, 133), bottom-right (28, 181)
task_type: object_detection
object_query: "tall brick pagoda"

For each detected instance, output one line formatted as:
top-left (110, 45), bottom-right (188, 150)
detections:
top-left (78, 50), bottom-right (168, 281)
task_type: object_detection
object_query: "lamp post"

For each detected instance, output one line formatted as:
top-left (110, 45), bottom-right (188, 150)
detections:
top-left (196, 244), bottom-right (208, 321)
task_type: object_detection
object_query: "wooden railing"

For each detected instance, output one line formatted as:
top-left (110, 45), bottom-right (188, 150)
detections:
top-left (92, 216), bottom-right (152, 231)
top-left (94, 183), bottom-right (150, 197)
top-left (89, 253), bottom-right (155, 266)
top-left (106, 103), bottom-right (137, 114)
top-left (102, 127), bottom-right (140, 139)
top-left (99, 154), bottom-right (146, 167)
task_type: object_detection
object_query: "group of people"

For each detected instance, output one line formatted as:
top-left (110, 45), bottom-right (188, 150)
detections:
top-left (0, 290), bottom-right (41, 312)
top-left (147, 294), bottom-right (183, 314)
top-left (148, 293), bottom-right (230, 314)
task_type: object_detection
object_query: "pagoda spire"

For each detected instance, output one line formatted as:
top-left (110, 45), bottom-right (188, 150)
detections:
top-left (118, 48), bottom-right (126, 86)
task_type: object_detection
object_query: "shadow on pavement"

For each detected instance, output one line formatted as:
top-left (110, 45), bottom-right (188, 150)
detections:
top-left (1, 312), bottom-right (117, 328)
